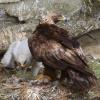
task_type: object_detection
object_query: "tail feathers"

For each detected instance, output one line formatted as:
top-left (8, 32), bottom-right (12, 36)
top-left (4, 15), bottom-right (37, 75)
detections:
top-left (67, 69), bottom-right (96, 91)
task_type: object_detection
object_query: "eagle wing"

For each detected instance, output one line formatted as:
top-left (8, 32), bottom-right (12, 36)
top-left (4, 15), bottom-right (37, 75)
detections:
top-left (37, 24), bottom-right (86, 61)
top-left (34, 40), bottom-right (93, 76)
top-left (38, 41), bottom-right (96, 90)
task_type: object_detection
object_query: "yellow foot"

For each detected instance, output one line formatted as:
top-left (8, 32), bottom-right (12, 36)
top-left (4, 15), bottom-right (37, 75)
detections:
top-left (34, 74), bottom-right (52, 84)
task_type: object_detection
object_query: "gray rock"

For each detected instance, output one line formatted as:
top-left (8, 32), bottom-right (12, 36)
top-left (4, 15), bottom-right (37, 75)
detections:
top-left (0, 0), bottom-right (21, 3)
top-left (0, 0), bottom-right (81, 21)
top-left (0, 23), bottom-right (35, 50)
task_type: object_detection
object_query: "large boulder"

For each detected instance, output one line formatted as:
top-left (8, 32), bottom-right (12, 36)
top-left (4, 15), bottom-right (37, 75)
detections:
top-left (0, 0), bottom-right (21, 3)
top-left (0, 0), bottom-right (81, 21)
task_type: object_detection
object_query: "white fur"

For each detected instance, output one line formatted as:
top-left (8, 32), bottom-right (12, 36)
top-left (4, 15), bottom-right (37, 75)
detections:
top-left (1, 39), bottom-right (44, 76)
top-left (1, 42), bottom-right (17, 68)
top-left (1, 39), bottom-right (32, 67)
top-left (13, 39), bottom-right (32, 66)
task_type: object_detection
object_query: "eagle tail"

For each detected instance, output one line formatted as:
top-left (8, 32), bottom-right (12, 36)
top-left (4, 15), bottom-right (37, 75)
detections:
top-left (66, 69), bottom-right (96, 91)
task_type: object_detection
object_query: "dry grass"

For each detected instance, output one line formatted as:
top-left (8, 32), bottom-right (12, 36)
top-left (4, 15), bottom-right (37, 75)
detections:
top-left (0, 63), bottom-right (100, 100)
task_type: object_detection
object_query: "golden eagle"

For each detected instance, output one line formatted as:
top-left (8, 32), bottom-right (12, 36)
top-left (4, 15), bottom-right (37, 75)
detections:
top-left (28, 13), bottom-right (96, 91)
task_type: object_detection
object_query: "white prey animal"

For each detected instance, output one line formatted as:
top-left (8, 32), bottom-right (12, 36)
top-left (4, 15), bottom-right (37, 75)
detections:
top-left (1, 39), bottom-right (44, 76)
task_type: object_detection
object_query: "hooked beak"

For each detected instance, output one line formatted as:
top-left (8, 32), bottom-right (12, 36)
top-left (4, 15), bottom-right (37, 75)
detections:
top-left (59, 15), bottom-right (67, 22)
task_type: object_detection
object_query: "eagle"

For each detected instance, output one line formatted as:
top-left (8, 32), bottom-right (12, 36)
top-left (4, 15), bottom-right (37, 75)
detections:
top-left (28, 13), bottom-right (96, 91)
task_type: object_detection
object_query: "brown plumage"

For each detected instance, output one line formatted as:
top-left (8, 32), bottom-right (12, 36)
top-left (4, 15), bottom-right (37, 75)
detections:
top-left (28, 13), bottom-right (96, 91)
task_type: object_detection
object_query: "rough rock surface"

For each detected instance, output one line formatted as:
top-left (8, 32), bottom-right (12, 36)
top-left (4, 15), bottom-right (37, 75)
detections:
top-left (0, 8), bottom-right (38, 50)
top-left (0, 0), bottom-right (81, 21)
top-left (0, 0), bottom-right (20, 3)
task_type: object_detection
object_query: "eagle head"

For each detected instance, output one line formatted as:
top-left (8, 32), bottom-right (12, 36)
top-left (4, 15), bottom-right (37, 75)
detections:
top-left (40, 12), bottom-right (67, 24)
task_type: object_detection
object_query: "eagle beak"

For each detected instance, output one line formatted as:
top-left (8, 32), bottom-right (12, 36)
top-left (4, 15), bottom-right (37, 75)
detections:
top-left (59, 15), bottom-right (67, 22)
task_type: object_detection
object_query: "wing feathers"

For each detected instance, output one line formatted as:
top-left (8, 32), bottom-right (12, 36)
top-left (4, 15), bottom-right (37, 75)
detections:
top-left (36, 41), bottom-right (94, 76)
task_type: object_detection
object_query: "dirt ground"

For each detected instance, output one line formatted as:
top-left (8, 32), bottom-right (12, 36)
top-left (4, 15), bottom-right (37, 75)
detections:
top-left (0, 65), bottom-right (100, 100)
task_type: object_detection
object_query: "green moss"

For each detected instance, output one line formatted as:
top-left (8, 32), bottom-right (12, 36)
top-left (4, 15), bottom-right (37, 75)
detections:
top-left (15, 70), bottom-right (33, 80)
top-left (88, 60), bottom-right (100, 78)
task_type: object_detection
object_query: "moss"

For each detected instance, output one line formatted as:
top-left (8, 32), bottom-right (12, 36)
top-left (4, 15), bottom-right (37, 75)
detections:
top-left (15, 70), bottom-right (33, 80)
top-left (88, 60), bottom-right (100, 78)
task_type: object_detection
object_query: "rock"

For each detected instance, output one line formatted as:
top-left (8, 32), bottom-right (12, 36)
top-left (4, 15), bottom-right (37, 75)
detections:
top-left (0, 0), bottom-right (21, 3)
top-left (0, 8), bottom-right (37, 51)
top-left (0, 9), bottom-right (5, 17)
top-left (79, 29), bottom-right (100, 59)
top-left (0, 24), bottom-right (34, 50)
top-left (0, 0), bottom-right (81, 21)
